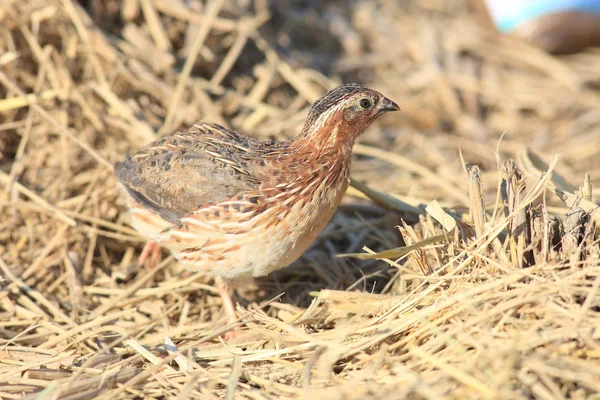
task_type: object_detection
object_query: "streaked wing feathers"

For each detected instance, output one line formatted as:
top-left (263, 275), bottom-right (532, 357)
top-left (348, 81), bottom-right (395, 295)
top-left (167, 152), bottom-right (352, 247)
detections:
top-left (115, 124), bottom-right (260, 224)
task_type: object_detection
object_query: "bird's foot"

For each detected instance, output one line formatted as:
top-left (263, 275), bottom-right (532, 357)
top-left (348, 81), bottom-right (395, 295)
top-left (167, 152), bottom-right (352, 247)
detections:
top-left (138, 240), bottom-right (161, 270)
top-left (217, 277), bottom-right (245, 340)
top-left (222, 327), bottom-right (244, 341)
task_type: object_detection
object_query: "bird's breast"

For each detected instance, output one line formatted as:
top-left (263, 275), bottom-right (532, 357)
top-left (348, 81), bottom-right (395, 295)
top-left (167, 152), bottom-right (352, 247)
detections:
top-left (256, 167), bottom-right (350, 272)
top-left (166, 164), bottom-right (351, 280)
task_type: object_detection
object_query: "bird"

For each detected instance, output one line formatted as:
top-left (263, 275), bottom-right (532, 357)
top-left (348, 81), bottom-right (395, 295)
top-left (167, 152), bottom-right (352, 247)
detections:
top-left (114, 83), bottom-right (399, 337)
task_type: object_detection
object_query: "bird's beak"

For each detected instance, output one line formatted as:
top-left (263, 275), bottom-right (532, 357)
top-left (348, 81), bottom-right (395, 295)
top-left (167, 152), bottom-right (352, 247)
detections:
top-left (377, 97), bottom-right (400, 113)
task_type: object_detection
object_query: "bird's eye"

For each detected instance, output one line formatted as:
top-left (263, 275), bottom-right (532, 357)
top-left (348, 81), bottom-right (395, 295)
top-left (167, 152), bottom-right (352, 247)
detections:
top-left (359, 98), bottom-right (373, 109)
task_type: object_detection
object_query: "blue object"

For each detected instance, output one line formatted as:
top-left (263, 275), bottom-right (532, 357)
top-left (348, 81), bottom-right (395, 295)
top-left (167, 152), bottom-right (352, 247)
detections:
top-left (484, 0), bottom-right (600, 32)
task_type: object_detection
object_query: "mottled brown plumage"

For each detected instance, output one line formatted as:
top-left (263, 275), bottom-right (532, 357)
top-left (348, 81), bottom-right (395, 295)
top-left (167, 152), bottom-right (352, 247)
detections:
top-left (115, 83), bottom-right (399, 335)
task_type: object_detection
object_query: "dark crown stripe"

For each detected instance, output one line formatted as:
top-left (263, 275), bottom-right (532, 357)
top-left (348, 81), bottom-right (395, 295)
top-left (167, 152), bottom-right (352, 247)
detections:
top-left (310, 83), bottom-right (366, 116)
top-left (301, 83), bottom-right (367, 135)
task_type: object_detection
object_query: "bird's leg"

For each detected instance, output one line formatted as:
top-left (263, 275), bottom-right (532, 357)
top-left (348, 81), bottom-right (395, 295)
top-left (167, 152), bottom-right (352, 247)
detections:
top-left (138, 240), bottom-right (161, 270)
top-left (216, 277), bottom-right (243, 339)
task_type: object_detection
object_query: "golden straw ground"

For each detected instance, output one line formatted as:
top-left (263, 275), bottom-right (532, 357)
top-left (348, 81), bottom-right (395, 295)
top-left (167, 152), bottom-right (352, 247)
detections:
top-left (1, 0), bottom-right (600, 399)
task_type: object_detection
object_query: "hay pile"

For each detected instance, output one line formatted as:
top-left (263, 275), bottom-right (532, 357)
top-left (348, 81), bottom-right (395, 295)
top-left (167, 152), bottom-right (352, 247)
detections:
top-left (1, 0), bottom-right (600, 398)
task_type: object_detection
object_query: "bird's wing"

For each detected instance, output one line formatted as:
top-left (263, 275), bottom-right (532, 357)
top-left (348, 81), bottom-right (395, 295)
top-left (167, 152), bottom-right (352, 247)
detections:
top-left (114, 124), bottom-right (260, 224)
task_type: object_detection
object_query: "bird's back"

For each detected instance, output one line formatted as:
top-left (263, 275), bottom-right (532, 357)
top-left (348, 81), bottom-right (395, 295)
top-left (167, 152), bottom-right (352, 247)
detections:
top-left (115, 123), bottom-right (264, 224)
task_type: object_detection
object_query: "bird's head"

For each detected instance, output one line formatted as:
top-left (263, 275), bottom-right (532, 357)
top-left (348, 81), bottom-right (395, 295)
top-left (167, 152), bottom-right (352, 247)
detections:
top-left (297, 83), bottom-right (399, 152)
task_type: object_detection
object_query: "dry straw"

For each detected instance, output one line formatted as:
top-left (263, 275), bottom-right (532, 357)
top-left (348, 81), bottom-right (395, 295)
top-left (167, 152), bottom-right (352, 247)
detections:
top-left (1, 0), bottom-right (600, 399)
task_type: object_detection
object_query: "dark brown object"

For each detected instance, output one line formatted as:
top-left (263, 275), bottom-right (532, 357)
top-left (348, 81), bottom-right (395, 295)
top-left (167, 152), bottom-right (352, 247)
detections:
top-left (512, 11), bottom-right (600, 55)
top-left (469, 0), bottom-right (600, 54)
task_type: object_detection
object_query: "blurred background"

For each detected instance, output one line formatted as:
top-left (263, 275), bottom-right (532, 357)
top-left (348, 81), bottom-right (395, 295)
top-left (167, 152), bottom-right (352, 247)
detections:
top-left (4, 0), bottom-right (600, 191)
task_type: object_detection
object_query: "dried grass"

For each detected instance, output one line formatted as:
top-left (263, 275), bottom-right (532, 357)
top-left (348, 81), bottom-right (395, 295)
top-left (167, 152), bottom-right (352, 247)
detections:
top-left (1, 0), bottom-right (600, 399)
